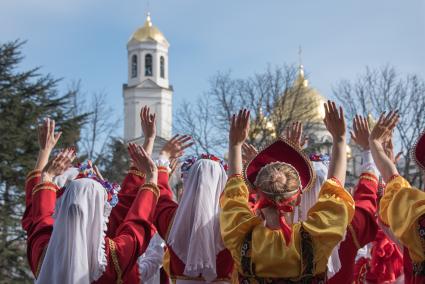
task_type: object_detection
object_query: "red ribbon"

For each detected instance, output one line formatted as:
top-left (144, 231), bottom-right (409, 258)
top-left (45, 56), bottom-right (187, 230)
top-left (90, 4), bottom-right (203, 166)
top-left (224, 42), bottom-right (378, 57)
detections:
top-left (253, 188), bottom-right (301, 246)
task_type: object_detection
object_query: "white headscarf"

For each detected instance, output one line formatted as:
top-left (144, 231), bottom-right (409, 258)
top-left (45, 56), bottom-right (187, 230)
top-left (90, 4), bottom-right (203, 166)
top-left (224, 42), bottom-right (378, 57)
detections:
top-left (53, 167), bottom-right (79, 188)
top-left (37, 178), bottom-right (112, 284)
top-left (293, 160), bottom-right (343, 278)
top-left (167, 159), bottom-right (228, 282)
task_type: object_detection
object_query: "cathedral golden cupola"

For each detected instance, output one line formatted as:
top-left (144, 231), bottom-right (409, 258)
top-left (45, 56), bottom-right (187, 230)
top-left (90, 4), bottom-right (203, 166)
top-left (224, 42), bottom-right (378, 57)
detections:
top-left (274, 64), bottom-right (326, 124)
top-left (129, 13), bottom-right (169, 46)
top-left (367, 113), bottom-right (377, 129)
top-left (294, 64), bottom-right (309, 87)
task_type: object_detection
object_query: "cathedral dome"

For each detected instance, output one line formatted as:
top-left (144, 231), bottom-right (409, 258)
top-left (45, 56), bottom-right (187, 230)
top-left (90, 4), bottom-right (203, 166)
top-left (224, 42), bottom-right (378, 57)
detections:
top-left (129, 13), bottom-right (168, 45)
top-left (274, 65), bottom-right (326, 124)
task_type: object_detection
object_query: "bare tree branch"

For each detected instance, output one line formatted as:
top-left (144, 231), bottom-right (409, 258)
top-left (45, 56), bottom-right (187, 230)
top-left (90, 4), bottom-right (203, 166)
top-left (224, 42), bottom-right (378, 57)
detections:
top-left (175, 64), bottom-right (326, 156)
top-left (334, 65), bottom-right (425, 187)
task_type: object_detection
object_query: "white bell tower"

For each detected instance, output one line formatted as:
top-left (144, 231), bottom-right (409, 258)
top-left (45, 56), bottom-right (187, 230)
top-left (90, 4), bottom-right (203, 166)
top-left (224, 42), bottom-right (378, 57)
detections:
top-left (123, 13), bottom-right (173, 142)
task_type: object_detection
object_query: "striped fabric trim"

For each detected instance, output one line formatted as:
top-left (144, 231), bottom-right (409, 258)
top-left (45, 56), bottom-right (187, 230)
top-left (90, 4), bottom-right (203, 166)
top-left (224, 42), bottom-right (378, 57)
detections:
top-left (139, 183), bottom-right (160, 199)
top-left (128, 169), bottom-right (146, 179)
top-left (26, 170), bottom-right (42, 181)
top-left (359, 174), bottom-right (378, 184)
top-left (32, 183), bottom-right (58, 196)
top-left (108, 239), bottom-right (123, 284)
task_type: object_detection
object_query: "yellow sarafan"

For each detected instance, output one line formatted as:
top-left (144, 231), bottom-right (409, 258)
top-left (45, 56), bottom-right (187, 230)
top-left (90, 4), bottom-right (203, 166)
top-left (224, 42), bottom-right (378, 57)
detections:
top-left (380, 175), bottom-right (425, 263)
top-left (220, 176), bottom-right (354, 279)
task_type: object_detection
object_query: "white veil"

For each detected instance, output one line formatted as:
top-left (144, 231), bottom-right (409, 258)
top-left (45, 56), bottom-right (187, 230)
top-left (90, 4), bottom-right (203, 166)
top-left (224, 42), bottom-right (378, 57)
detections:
top-left (167, 159), bottom-right (228, 282)
top-left (37, 178), bottom-right (112, 284)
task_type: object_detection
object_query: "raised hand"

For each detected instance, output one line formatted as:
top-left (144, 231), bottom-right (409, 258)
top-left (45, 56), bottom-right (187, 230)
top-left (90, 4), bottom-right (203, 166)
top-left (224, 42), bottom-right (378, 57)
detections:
top-left (285, 121), bottom-right (307, 148)
top-left (38, 117), bottom-right (62, 152)
top-left (35, 118), bottom-right (63, 171)
top-left (140, 105), bottom-right (157, 156)
top-left (323, 101), bottom-right (347, 185)
top-left (140, 105), bottom-right (156, 140)
top-left (128, 143), bottom-right (158, 183)
top-left (369, 111), bottom-right (399, 144)
top-left (383, 134), bottom-right (403, 164)
top-left (43, 148), bottom-right (76, 182)
top-left (242, 142), bottom-right (258, 165)
top-left (160, 135), bottom-right (194, 160)
top-left (350, 115), bottom-right (370, 150)
top-left (229, 109), bottom-right (250, 147)
top-left (324, 100), bottom-right (346, 141)
top-left (368, 111), bottom-right (400, 182)
top-left (228, 109), bottom-right (250, 176)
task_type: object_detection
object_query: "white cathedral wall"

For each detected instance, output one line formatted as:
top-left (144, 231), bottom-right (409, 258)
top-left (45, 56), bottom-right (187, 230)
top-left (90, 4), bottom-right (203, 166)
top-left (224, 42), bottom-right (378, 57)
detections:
top-left (125, 37), bottom-right (171, 144)
top-left (123, 87), bottom-right (172, 141)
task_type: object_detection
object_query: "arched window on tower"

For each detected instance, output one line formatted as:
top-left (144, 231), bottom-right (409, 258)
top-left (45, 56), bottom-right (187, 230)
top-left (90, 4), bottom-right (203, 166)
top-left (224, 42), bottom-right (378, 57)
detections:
top-left (131, 55), bottom-right (138, 78)
top-left (145, 54), bottom-right (153, 76)
top-left (160, 56), bottom-right (165, 78)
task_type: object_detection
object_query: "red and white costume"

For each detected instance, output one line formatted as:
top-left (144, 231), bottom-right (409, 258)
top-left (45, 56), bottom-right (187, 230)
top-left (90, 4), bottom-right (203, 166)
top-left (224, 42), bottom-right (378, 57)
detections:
top-left (23, 168), bottom-right (158, 283)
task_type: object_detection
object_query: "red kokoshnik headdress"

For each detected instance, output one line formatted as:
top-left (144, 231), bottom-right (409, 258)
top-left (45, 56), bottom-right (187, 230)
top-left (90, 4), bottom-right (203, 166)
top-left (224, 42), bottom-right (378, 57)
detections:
top-left (412, 129), bottom-right (425, 172)
top-left (244, 138), bottom-right (316, 245)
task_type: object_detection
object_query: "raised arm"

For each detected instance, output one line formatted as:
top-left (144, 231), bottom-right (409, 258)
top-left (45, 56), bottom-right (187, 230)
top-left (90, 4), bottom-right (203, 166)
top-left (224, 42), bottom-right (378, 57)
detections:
top-left (368, 111), bottom-right (399, 182)
top-left (100, 144), bottom-right (160, 282)
top-left (128, 143), bottom-right (158, 184)
top-left (285, 121), bottom-right (307, 148)
top-left (159, 134), bottom-right (193, 160)
top-left (350, 114), bottom-right (380, 176)
top-left (35, 118), bottom-right (62, 171)
top-left (140, 106), bottom-right (156, 156)
top-left (228, 109), bottom-right (250, 176)
top-left (324, 101), bottom-right (347, 185)
top-left (154, 134), bottom-right (193, 238)
top-left (32, 148), bottom-right (76, 223)
top-left (23, 118), bottom-right (62, 232)
top-left (242, 142), bottom-right (258, 165)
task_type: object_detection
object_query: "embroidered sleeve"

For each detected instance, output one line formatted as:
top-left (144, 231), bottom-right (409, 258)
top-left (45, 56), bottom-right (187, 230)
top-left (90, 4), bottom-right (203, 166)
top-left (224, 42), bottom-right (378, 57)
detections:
top-left (26, 169), bottom-right (42, 181)
top-left (127, 167), bottom-right (146, 179)
top-left (139, 183), bottom-right (160, 199)
top-left (108, 239), bottom-right (123, 284)
top-left (32, 182), bottom-right (59, 196)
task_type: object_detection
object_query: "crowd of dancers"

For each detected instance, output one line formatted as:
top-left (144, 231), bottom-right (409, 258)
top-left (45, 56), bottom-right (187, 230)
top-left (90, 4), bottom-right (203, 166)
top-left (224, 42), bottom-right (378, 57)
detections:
top-left (22, 100), bottom-right (425, 283)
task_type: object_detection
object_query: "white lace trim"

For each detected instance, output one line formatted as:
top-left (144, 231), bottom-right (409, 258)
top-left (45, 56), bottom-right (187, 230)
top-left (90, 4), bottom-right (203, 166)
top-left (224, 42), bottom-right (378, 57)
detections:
top-left (93, 202), bottom-right (113, 281)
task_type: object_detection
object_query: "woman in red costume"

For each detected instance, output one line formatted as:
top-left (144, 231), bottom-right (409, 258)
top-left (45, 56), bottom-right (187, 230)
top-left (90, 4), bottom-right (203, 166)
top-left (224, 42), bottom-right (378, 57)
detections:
top-left (24, 117), bottom-right (160, 283)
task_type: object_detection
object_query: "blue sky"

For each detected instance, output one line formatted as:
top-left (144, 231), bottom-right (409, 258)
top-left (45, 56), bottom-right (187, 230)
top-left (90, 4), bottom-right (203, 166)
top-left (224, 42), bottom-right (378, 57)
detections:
top-left (1, 0), bottom-right (424, 137)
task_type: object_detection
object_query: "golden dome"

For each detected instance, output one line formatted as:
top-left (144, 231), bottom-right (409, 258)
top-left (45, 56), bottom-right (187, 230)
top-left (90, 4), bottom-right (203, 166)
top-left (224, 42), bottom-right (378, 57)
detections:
top-left (367, 113), bottom-right (376, 129)
top-left (273, 65), bottom-right (326, 124)
top-left (129, 13), bottom-right (168, 45)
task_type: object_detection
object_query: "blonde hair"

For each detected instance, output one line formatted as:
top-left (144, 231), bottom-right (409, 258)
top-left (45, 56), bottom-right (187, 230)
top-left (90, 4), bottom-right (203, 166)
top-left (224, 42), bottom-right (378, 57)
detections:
top-left (254, 162), bottom-right (301, 202)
